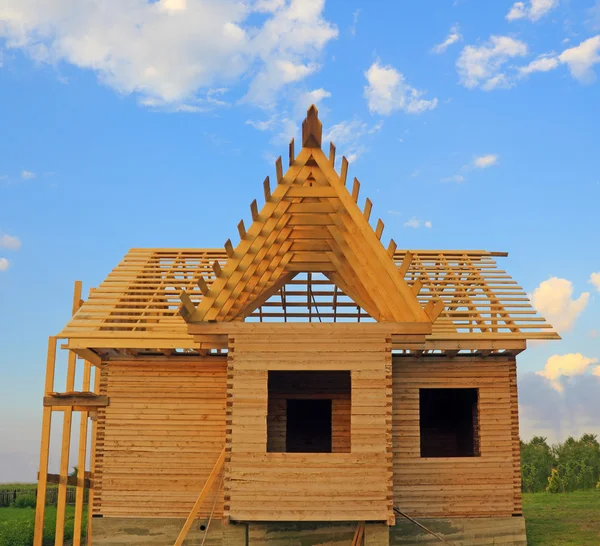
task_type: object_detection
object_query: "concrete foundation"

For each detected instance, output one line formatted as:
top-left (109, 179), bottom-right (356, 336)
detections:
top-left (389, 516), bottom-right (527, 546)
top-left (92, 517), bottom-right (223, 546)
top-left (92, 517), bottom-right (526, 546)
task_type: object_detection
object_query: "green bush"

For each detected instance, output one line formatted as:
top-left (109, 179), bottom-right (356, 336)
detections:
top-left (11, 494), bottom-right (36, 508)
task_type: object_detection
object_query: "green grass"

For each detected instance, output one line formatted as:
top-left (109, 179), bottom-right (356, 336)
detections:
top-left (0, 505), bottom-right (86, 546)
top-left (523, 490), bottom-right (600, 545)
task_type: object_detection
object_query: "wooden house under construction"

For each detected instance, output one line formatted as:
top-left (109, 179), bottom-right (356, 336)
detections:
top-left (35, 106), bottom-right (559, 546)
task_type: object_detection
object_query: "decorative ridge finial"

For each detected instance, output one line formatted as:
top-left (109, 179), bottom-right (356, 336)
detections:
top-left (302, 104), bottom-right (322, 148)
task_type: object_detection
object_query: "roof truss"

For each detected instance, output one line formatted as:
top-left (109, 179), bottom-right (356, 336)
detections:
top-left (182, 106), bottom-right (433, 325)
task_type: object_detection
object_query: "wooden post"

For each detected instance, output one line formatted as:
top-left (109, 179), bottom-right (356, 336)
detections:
top-left (73, 360), bottom-right (91, 546)
top-left (87, 365), bottom-right (101, 542)
top-left (55, 281), bottom-right (82, 546)
top-left (33, 336), bottom-right (58, 546)
top-left (54, 359), bottom-right (77, 545)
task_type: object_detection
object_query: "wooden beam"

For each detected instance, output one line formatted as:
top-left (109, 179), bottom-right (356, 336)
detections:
top-left (351, 178), bottom-right (360, 202)
top-left (301, 104), bottom-right (322, 148)
top-left (387, 239), bottom-right (397, 257)
top-left (38, 472), bottom-right (92, 489)
top-left (351, 522), bottom-right (365, 546)
top-left (224, 239), bottom-right (234, 259)
top-left (197, 276), bottom-right (210, 296)
top-left (212, 260), bottom-right (222, 278)
top-left (289, 138), bottom-right (295, 166)
top-left (237, 219), bottom-right (246, 240)
top-left (375, 219), bottom-right (384, 240)
top-left (187, 321), bottom-right (432, 336)
top-left (70, 348), bottom-right (101, 367)
top-left (250, 199), bottom-right (259, 222)
top-left (263, 176), bottom-right (271, 202)
top-left (33, 336), bottom-right (57, 546)
top-left (340, 156), bottom-right (349, 186)
top-left (87, 365), bottom-right (100, 543)
top-left (55, 280), bottom-right (82, 546)
top-left (329, 142), bottom-right (336, 166)
top-left (398, 251), bottom-right (413, 277)
top-left (43, 394), bottom-right (109, 408)
top-left (363, 198), bottom-right (372, 221)
top-left (73, 363), bottom-right (90, 546)
top-left (179, 290), bottom-right (196, 321)
top-left (54, 348), bottom-right (77, 546)
top-left (276, 156), bottom-right (283, 183)
top-left (173, 448), bottom-right (226, 546)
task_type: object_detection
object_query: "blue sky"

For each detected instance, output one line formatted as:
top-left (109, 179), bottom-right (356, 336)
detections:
top-left (1, 0), bottom-right (599, 481)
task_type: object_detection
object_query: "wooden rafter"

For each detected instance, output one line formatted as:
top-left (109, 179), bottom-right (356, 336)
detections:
top-left (183, 106), bottom-right (431, 325)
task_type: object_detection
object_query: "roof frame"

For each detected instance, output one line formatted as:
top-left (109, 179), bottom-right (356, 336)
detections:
top-left (182, 106), bottom-right (434, 325)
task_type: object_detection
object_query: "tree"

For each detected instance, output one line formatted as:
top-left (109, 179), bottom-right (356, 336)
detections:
top-left (521, 436), bottom-right (555, 492)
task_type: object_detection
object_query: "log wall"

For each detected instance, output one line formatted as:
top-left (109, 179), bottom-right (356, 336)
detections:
top-left (392, 357), bottom-right (522, 517)
top-left (225, 325), bottom-right (394, 522)
top-left (94, 357), bottom-right (227, 518)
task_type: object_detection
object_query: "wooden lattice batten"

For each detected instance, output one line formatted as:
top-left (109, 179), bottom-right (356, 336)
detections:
top-left (58, 106), bottom-right (559, 357)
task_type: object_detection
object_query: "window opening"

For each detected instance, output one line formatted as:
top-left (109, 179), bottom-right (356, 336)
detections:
top-left (419, 388), bottom-right (479, 457)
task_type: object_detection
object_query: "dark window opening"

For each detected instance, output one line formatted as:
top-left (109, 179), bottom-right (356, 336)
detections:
top-left (286, 399), bottom-right (332, 453)
top-left (419, 388), bottom-right (479, 458)
top-left (267, 371), bottom-right (350, 453)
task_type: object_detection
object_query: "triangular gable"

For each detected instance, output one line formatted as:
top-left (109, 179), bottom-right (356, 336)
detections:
top-left (181, 106), bottom-right (433, 324)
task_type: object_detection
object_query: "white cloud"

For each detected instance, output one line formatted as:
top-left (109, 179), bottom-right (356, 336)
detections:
top-left (473, 154), bottom-right (498, 168)
top-left (349, 8), bottom-right (360, 37)
top-left (457, 36), bottom-right (528, 90)
top-left (507, 2), bottom-right (528, 20)
top-left (20, 170), bottom-right (36, 180)
top-left (0, 0), bottom-right (338, 110)
top-left (294, 87), bottom-right (331, 115)
top-left (322, 118), bottom-right (382, 163)
top-left (364, 61), bottom-right (438, 115)
top-left (530, 277), bottom-right (589, 333)
top-left (537, 353), bottom-right (598, 393)
top-left (432, 24), bottom-right (462, 54)
top-left (516, 35), bottom-right (600, 83)
top-left (589, 272), bottom-right (600, 291)
top-left (0, 258), bottom-right (9, 271)
top-left (0, 234), bottom-right (21, 250)
top-left (507, 0), bottom-right (559, 22)
top-left (404, 217), bottom-right (432, 229)
top-left (519, 54), bottom-right (560, 75)
top-left (441, 174), bottom-right (465, 183)
top-left (559, 35), bottom-right (600, 82)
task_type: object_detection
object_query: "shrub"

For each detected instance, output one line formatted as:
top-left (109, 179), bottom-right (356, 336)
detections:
top-left (11, 494), bottom-right (36, 508)
top-left (547, 468), bottom-right (562, 493)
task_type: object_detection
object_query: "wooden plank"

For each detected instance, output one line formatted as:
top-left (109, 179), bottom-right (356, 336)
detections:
top-left (173, 448), bottom-right (225, 546)
top-left (33, 336), bottom-right (57, 546)
top-left (44, 394), bottom-right (109, 408)
top-left (54, 347), bottom-right (77, 546)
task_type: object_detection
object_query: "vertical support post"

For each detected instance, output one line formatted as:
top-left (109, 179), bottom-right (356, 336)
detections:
top-left (55, 280), bottom-right (83, 546)
top-left (54, 352), bottom-right (77, 546)
top-left (87, 365), bottom-right (101, 542)
top-left (33, 336), bottom-right (58, 546)
top-left (73, 360), bottom-right (91, 546)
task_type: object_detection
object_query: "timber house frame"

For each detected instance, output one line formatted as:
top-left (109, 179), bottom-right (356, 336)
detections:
top-left (35, 106), bottom-right (559, 546)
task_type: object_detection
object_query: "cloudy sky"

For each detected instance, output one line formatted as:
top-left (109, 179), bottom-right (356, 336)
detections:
top-left (1, 0), bottom-right (599, 482)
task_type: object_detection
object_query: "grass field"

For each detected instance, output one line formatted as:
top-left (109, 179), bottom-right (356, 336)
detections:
top-left (0, 505), bottom-right (85, 546)
top-left (0, 490), bottom-right (598, 545)
top-left (523, 490), bottom-right (600, 545)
